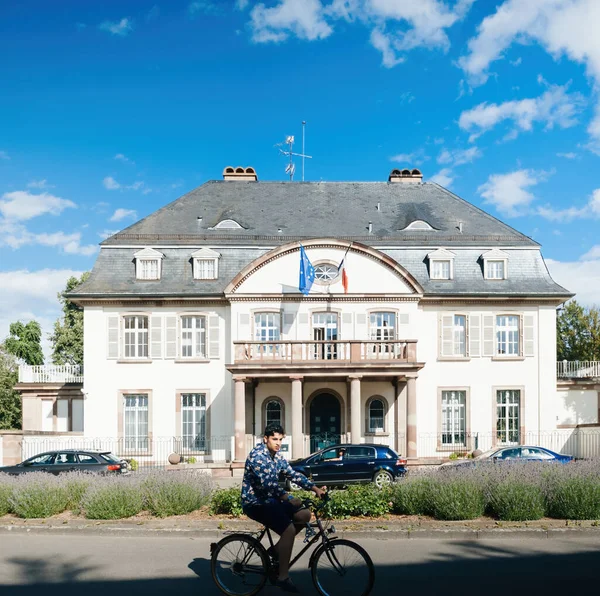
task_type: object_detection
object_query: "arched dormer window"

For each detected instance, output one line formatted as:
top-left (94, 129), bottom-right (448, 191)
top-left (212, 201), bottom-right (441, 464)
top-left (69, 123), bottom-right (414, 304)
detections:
top-left (211, 219), bottom-right (244, 230)
top-left (402, 220), bottom-right (434, 231)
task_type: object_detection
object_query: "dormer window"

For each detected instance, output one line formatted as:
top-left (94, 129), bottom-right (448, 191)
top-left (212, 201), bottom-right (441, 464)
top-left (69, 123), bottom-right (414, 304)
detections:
top-left (428, 248), bottom-right (455, 280)
top-left (191, 248), bottom-right (221, 280)
top-left (134, 248), bottom-right (164, 281)
top-left (402, 220), bottom-right (434, 231)
top-left (482, 249), bottom-right (509, 280)
top-left (211, 219), bottom-right (244, 230)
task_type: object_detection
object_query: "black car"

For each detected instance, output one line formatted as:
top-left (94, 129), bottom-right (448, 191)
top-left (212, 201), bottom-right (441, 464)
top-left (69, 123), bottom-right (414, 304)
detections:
top-left (0, 450), bottom-right (130, 476)
top-left (284, 444), bottom-right (407, 489)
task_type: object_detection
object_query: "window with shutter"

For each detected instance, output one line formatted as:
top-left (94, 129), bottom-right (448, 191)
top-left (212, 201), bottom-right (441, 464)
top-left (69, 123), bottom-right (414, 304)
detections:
top-left (496, 315), bottom-right (520, 356)
top-left (180, 315), bottom-right (207, 358)
top-left (483, 315), bottom-right (495, 356)
top-left (150, 316), bottom-right (162, 359)
top-left (469, 315), bottom-right (481, 357)
top-left (523, 315), bottom-right (535, 357)
top-left (165, 316), bottom-right (178, 359)
top-left (107, 315), bottom-right (119, 359)
top-left (208, 314), bottom-right (220, 359)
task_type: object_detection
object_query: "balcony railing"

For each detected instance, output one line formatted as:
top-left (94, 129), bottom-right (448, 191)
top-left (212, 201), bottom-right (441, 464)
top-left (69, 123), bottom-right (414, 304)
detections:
top-left (557, 361), bottom-right (600, 379)
top-left (18, 364), bottom-right (84, 384)
top-left (233, 340), bottom-right (417, 364)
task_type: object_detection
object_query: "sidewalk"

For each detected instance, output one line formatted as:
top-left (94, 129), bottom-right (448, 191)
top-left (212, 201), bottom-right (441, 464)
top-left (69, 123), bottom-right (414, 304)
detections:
top-left (2, 515), bottom-right (599, 539)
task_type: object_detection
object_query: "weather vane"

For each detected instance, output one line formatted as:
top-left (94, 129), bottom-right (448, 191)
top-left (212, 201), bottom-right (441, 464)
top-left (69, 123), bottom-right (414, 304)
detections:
top-left (276, 121), bottom-right (312, 181)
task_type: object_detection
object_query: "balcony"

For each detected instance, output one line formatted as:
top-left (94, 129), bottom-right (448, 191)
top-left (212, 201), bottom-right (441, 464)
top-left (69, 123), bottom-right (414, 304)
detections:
top-left (557, 361), bottom-right (600, 379)
top-left (232, 339), bottom-right (418, 368)
top-left (18, 364), bottom-right (84, 384)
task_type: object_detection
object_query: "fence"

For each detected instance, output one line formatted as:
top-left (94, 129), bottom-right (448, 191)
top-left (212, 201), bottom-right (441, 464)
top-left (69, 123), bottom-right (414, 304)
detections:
top-left (19, 364), bottom-right (84, 384)
top-left (21, 435), bottom-right (234, 468)
top-left (557, 361), bottom-right (600, 378)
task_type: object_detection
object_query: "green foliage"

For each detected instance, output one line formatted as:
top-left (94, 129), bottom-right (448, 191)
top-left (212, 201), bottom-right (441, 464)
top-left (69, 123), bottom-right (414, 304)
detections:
top-left (323, 485), bottom-right (392, 519)
top-left (50, 272), bottom-right (90, 366)
top-left (449, 453), bottom-right (458, 460)
top-left (82, 478), bottom-right (144, 519)
top-left (187, 457), bottom-right (197, 464)
top-left (557, 300), bottom-right (600, 361)
top-left (63, 473), bottom-right (93, 512)
top-left (488, 481), bottom-right (546, 521)
top-left (210, 486), bottom-right (243, 517)
top-left (127, 459), bottom-right (139, 471)
top-left (0, 475), bottom-right (14, 515)
top-left (429, 479), bottom-right (485, 521)
top-left (9, 475), bottom-right (69, 518)
top-left (546, 477), bottom-right (600, 520)
top-left (143, 472), bottom-right (213, 517)
top-left (4, 320), bottom-right (44, 365)
top-left (0, 348), bottom-right (21, 429)
top-left (390, 478), bottom-right (434, 516)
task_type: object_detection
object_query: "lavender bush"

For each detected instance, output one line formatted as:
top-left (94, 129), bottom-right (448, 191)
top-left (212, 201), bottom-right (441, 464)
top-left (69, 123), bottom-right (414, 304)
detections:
top-left (488, 481), bottom-right (545, 521)
top-left (142, 471), bottom-right (214, 517)
top-left (81, 476), bottom-right (145, 519)
top-left (0, 473), bottom-right (14, 516)
top-left (390, 477), bottom-right (435, 516)
top-left (62, 472), bottom-right (94, 512)
top-left (9, 473), bottom-right (69, 518)
top-left (429, 478), bottom-right (485, 520)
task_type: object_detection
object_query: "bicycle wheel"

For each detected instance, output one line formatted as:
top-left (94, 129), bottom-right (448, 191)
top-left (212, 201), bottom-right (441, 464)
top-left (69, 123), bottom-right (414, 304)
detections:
top-left (211, 534), bottom-right (269, 596)
top-left (311, 539), bottom-right (375, 596)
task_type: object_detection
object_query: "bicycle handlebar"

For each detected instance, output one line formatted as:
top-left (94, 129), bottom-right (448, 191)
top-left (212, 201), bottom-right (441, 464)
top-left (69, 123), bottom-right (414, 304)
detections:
top-left (301, 492), bottom-right (330, 513)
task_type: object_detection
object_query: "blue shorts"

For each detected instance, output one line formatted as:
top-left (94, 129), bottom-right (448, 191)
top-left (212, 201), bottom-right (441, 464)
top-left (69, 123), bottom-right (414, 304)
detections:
top-left (243, 500), bottom-right (301, 536)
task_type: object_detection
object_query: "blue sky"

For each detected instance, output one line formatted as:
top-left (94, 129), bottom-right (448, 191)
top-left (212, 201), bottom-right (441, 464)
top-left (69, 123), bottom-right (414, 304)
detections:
top-left (2, 0), bottom-right (600, 356)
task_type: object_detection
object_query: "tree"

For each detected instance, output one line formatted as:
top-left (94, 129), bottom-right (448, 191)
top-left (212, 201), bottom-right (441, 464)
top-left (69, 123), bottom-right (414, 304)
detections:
top-left (0, 347), bottom-right (21, 429)
top-left (50, 272), bottom-right (90, 366)
top-left (4, 320), bottom-right (44, 365)
top-left (557, 300), bottom-right (600, 361)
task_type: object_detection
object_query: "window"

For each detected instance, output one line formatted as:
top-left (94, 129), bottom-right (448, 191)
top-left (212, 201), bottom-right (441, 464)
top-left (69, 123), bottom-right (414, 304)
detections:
top-left (370, 312), bottom-right (396, 341)
top-left (431, 260), bottom-right (451, 280)
top-left (26, 453), bottom-right (55, 466)
top-left (496, 389), bottom-right (520, 445)
top-left (194, 258), bottom-right (217, 280)
top-left (496, 315), bottom-right (519, 356)
top-left (313, 263), bottom-right (340, 285)
top-left (486, 260), bottom-right (505, 280)
top-left (180, 315), bottom-right (207, 358)
top-left (265, 399), bottom-right (283, 427)
top-left (345, 446), bottom-right (376, 459)
top-left (78, 454), bottom-right (97, 464)
top-left (138, 259), bottom-right (160, 280)
top-left (368, 399), bottom-right (385, 433)
top-left (123, 315), bottom-right (149, 359)
top-left (124, 394), bottom-right (149, 451)
top-left (441, 390), bottom-right (466, 447)
top-left (181, 393), bottom-right (206, 451)
top-left (453, 315), bottom-right (466, 357)
top-left (254, 312), bottom-right (280, 357)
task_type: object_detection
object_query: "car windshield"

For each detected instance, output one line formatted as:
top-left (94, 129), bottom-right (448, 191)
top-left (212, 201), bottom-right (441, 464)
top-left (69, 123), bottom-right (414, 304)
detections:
top-left (99, 453), bottom-right (121, 463)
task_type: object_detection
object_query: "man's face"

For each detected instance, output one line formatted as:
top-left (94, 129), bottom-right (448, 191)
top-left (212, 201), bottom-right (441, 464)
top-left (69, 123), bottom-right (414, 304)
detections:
top-left (264, 432), bottom-right (284, 454)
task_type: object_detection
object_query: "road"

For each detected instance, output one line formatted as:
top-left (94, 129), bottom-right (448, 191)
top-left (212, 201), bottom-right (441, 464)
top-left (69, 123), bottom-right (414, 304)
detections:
top-left (1, 533), bottom-right (600, 594)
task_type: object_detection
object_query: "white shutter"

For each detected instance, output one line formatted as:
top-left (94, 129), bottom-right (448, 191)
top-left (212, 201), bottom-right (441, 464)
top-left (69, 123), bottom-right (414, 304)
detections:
top-left (440, 314), bottom-right (453, 357)
top-left (209, 314), bottom-right (220, 359)
top-left (107, 315), bottom-right (119, 359)
top-left (283, 312), bottom-right (295, 338)
top-left (469, 315), bottom-right (481, 357)
top-left (342, 313), bottom-right (353, 339)
top-left (398, 313), bottom-right (409, 326)
top-left (297, 313), bottom-right (309, 340)
top-left (523, 314), bottom-right (535, 357)
top-left (165, 316), bottom-right (178, 359)
top-left (238, 313), bottom-right (251, 340)
top-left (483, 315), bottom-right (495, 357)
top-left (150, 316), bottom-right (162, 359)
top-left (355, 313), bottom-right (367, 339)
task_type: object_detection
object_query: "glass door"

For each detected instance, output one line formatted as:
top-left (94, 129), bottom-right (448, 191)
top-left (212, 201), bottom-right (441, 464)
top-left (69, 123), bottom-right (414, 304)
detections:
top-left (312, 313), bottom-right (338, 360)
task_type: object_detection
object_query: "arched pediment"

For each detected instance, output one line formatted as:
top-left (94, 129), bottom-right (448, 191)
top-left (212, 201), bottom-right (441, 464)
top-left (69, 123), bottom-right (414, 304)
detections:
top-left (225, 239), bottom-right (423, 295)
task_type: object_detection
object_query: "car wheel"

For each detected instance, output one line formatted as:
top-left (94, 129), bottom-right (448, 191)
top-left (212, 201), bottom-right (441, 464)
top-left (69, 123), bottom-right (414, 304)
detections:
top-left (373, 470), bottom-right (393, 489)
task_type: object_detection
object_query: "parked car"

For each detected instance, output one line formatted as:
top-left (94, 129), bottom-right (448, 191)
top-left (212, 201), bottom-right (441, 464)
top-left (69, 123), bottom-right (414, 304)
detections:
top-left (282, 444), bottom-right (407, 489)
top-left (440, 445), bottom-right (573, 469)
top-left (0, 450), bottom-right (130, 476)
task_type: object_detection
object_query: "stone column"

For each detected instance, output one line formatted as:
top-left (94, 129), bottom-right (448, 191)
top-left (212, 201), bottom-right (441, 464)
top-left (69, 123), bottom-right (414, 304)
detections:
top-left (234, 376), bottom-right (247, 462)
top-left (406, 375), bottom-right (418, 458)
top-left (349, 375), bottom-right (362, 444)
top-left (290, 376), bottom-right (303, 459)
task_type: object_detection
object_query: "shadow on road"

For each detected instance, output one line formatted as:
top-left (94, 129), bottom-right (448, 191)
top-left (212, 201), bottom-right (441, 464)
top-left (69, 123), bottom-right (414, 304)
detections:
top-left (2, 542), bottom-right (600, 595)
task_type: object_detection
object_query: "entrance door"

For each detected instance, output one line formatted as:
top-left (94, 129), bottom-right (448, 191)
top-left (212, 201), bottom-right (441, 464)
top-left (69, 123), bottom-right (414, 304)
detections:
top-left (313, 313), bottom-right (338, 360)
top-left (309, 393), bottom-right (341, 454)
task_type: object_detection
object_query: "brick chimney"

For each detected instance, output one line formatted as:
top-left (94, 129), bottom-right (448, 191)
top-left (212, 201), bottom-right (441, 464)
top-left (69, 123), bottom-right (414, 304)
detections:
top-left (222, 166), bottom-right (258, 181)
top-left (388, 168), bottom-right (423, 184)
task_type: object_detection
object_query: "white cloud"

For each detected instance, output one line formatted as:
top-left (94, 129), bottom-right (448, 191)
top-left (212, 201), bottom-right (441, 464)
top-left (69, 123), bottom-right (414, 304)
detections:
top-left (581, 245), bottom-right (600, 260)
top-left (127, 181), bottom-right (144, 191)
top-left (537, 188), bottom-right (600, 221)
top-left (370, 28), bottom-right (405, 67)
top-left (0, 151), bottom-right (9, 160)
top-left (103, 176), bottom-right (121, 190)
top-left (510, 57), bottom-right (522, 66)
top-left (429, 168), bottom-right (454, 187)
top-left (99, 17), bottom-right (133, 36)
top-left (458, 83), bottom-right (585, 142)
top-left (389, 148), bottom-right (430, 165)
top-left (250, 0), bottom-right (333, 43)
top-left (34, 232), bottom-right (98, 256)
top-left (236, 0), bottom-right (249, 9)
top-left (114, 153), bottom-right (134, 165)
top-left (110, 208), bottom-right (137, 222)
top-left (458, 0), bottom-right (600, 148)
top-left (437, 146), bottom-right (482, 166)
top-left (477, 169), bottom-right (546, 217)
top-left (0, 268), bottom-right (85, 359)
top-left (556, 152), bottom-right (577, 159)
top-left (26, 179), bottom-right (54, 189)
top-left (0, 190), bottom-right (76, 221)
top-left (546, 257), bottom-right (600, 306)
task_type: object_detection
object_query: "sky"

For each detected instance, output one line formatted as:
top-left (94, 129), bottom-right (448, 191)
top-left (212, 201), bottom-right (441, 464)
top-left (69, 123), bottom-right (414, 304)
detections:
top-left (1, 0), bottom-right (600, 358)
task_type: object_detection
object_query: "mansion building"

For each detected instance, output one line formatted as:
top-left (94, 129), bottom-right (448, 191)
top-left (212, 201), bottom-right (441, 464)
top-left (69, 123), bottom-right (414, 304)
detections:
top-left (62, 166), bottom-right (570, 463)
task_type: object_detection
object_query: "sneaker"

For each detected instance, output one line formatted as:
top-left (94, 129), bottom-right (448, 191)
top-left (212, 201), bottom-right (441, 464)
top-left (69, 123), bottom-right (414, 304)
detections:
top-left (274, 578), bottom-right (300, 593)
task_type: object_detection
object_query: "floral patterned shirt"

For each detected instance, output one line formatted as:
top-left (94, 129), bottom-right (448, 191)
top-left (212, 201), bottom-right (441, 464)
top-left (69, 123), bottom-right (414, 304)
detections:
top-left (241, 442), bottom-right (314, 508)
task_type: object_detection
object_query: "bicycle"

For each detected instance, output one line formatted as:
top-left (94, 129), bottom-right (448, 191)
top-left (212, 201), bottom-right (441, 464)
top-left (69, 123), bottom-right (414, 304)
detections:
top-left (210, 495), bottom-right (375, 596)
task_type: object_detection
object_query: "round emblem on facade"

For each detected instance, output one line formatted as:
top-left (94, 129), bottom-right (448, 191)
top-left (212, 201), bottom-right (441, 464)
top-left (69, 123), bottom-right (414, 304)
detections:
top-left (313, 262), bottom-right (340, 285)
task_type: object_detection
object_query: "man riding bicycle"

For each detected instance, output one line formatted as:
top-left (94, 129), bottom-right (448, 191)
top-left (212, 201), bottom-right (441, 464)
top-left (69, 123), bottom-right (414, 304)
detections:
top-left (242, 423), bottom-right (326, 593)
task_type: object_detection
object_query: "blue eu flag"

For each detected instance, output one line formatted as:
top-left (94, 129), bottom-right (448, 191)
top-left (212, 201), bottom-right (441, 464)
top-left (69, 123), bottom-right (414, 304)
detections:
top-left (299, 244), bottom-right (315, 295)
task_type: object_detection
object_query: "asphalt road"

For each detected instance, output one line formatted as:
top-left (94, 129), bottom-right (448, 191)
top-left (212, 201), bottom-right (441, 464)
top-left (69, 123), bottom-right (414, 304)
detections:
top-left (1, 533), bottom-right (600, 595)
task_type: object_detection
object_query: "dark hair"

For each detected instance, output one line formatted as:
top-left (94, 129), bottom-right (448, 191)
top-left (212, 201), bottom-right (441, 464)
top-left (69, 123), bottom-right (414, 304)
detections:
top-left (264, 423), bottom-right (285, 437)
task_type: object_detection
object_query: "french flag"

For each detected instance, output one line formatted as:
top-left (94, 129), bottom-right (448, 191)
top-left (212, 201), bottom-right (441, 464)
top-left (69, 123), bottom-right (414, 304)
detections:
top-left (338, 244), bottom-right (351, 294)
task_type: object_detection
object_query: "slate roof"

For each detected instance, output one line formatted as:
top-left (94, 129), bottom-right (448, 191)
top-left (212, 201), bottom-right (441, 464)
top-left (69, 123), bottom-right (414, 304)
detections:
top-left (70, 180), bottom-right (571, 300)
